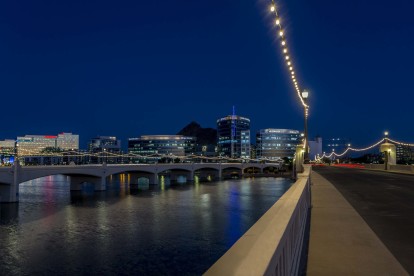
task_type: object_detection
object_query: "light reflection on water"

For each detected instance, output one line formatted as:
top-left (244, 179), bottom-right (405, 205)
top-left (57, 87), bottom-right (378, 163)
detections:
top-left (0, 175), bottom-right (292, 275)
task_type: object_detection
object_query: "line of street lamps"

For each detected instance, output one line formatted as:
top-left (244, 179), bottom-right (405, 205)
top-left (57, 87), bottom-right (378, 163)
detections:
top-left (301, 90), bottom-right (309, 163)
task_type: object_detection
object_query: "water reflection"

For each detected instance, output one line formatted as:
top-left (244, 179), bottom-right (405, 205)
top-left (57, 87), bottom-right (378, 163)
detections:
top-left (0, 203), bottom-right (19, 224)
top-left (0, 175), bottom-right (292, 275)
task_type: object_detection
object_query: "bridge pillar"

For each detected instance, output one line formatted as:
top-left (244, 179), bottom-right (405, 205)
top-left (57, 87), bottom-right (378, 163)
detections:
top-left (0, 184), bottom-right (18, 203)
top-left (149, 174), bottom-right (159, 185)
top-left (380, 142), bottom-right (396, 170)
top-left (188, 170), bottom-right (194, 183)
top-left (94, 176), bottom-right (106, 191)
top-left (3, 160), bottom-right (21, 203)
top-left (0, 161), bottom-right (19, 202)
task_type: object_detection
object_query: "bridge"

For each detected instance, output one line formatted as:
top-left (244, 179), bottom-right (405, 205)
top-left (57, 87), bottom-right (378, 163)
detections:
top-left (0, 162), bottom-right (282, 203)
top-left (205, 164), bottom-right (413, 275)
top-left (1, 0), bottom-right (413, 274)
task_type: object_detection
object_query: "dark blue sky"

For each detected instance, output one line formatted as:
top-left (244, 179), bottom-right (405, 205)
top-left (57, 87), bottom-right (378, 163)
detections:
top-left (1, 0), bottom-right (413, 148)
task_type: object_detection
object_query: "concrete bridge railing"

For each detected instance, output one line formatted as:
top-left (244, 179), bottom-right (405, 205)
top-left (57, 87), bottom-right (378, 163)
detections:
top-left (205, 165), bottom-right (311, 276)
top-left (364, 163), bottom-right (414, 173)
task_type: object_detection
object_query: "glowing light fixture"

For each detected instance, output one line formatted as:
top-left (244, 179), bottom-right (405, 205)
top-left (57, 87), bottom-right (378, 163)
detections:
top-left (301, 90), bottom-right (309, 99)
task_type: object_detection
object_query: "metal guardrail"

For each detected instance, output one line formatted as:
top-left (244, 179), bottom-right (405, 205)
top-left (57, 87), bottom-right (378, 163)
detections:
top-left (204, 165), bottom-right (311, 276)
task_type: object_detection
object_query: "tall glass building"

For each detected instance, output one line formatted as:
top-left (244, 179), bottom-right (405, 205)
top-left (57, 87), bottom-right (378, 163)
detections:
top-left (256, 129), bottom-right (300, 160)
top-left (128, 135), bottom-right (196, 157)
top-left (217, 115), bottom-right (250, 158)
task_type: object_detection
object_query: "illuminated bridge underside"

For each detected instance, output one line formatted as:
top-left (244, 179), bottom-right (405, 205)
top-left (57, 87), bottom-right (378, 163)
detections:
top-left (0, 162), bottom-right (282, 202)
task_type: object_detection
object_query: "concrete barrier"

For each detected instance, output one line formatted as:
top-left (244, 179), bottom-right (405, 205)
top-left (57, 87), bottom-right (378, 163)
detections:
top-left (364, 164), bottom-right (385, 170)
top-left (389, 164), bottom-right (413, 172)
top-left (364, 163), bottom-right (414, 173)
top-left (204, 165), bottom-right (311, 276)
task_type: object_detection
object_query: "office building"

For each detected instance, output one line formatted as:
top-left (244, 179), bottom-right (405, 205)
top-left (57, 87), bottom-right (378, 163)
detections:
top-left (256, 129), bottom-right (300, 160)
top-left (217, 114), bottom-right (251, 158)
top-left (88, 136), bottom-right (122, 164)
top-left (89, 136), bottom-right (121, 153)
top-left (128, 135), bottom-right (196, 157)
top-left (16, 133), bottom-right (79, 156)
top-left (0, 139), bottom-right (16, 165)
top-left (396, 144), bottom-right (414, 164)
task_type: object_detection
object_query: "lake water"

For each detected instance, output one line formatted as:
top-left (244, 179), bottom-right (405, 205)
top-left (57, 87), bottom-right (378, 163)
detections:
top-left (0, 175), bottom-right (292, 275)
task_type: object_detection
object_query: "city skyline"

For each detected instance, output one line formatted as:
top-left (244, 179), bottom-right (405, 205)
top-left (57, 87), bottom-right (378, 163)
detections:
top-left (1, 0), bottom-right (414, 148)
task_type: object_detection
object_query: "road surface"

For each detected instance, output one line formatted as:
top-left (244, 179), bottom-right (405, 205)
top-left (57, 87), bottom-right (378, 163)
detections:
top-left (313, 166), bottom-right (414, 274)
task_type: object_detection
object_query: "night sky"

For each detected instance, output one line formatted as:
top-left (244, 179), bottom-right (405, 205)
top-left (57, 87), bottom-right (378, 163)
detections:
top-left (1, 0), bottom-right (414, 149)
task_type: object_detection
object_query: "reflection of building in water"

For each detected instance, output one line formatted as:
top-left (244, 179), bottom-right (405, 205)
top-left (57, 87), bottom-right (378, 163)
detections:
top-left (256, 129), bottom-right (300, 160)
top-left (128, 135), bottom-right (196, 157)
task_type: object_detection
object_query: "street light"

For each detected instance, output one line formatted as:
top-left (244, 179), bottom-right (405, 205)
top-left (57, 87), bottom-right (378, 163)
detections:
top-left (301, 90), bottom-right (309, 162)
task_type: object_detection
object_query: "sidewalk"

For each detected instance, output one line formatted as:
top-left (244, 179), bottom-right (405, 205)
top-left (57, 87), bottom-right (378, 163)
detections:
top-left (307, 172), bottom-right (408, 275)
top-left (331, 163), bottom-right (414, 176)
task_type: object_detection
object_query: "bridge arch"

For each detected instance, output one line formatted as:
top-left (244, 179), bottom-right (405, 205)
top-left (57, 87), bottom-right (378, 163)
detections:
top-left (19, 170), bottom-right (102, 185)
top-left (194, 167), bottom-right (220, 182)
top-left (263, 164), bottom-right (282, 174)
top-left (158, 168), bottom-right (194, 184)
top-left (244, 166), bottom-right (262, 174)
top-left (117, 170), bottom-right (158, 187)
top-left (221, 166), bottom-right (243, 179)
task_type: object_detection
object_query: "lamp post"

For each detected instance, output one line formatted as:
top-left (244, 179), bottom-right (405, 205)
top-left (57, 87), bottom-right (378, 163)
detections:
top-left (384, 131), bottom-right (389, 170)
top-left (301, 90), bottom-right (309, 163)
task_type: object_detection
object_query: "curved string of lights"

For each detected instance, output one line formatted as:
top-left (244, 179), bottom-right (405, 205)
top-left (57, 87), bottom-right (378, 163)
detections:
top-left (269, 1), bottom-right (309, 112)
top-left (12, 149), bottom-right (283, 164)
top-left (320, 138), bottom-right (386, 159)
top-left (387, 138), bottom-right (414, 147)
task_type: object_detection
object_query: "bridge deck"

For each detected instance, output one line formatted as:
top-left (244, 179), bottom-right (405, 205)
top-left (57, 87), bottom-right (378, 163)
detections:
top-left (307, 168), bottom-right (409, 275)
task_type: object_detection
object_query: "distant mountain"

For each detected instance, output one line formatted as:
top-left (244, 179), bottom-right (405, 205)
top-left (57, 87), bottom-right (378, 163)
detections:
top-left (177, 121), bottom-right (217, 145)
